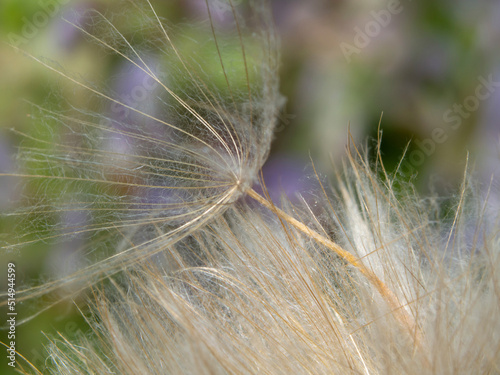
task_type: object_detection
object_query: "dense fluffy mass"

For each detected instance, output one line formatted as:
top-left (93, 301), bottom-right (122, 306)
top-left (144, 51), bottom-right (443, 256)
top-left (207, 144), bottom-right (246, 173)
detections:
top-left (2, 1), bottom-right (499, 374)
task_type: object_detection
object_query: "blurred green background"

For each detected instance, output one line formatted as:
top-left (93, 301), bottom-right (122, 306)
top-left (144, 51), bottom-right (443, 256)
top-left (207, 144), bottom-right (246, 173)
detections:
top-left (1, 0), bottom-right (499, 372)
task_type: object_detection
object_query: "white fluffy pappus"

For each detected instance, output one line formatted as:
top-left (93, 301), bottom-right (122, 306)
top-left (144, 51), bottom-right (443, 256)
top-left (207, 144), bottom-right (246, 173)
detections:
top-left (0, 0), bottom-right (499, 374)
top-left (2, 0), bottom-right (281, 310)
top-left (35, 148), bottom-right (500, 374)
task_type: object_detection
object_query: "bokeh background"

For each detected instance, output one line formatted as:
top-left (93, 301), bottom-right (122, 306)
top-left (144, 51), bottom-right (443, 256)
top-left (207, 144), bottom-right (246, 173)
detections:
top-left (1, 0), bottom-right (499, 372)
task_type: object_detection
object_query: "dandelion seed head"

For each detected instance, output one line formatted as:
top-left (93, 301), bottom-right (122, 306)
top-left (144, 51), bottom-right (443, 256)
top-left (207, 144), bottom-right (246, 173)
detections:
top-left (2, 1), bottom-right (500, 374)
top-left (40, 156), bottom-right (500, 374)
top-left (2, 0), bottom-right (280, 306)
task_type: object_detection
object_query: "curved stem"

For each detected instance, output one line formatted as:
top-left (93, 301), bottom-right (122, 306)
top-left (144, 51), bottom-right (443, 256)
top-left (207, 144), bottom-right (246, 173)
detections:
top-left (247, 188), bottom-right (418, 342)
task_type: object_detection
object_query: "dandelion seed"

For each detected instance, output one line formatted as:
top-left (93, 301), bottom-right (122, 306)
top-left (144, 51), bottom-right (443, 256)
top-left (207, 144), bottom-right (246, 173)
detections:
top-left (3, 0), bottom-right (414, 344)
top-left (2, 1), bottom-right (500, 374)
top-left (37, 159), bottom-right (500, 373)
top-left (2, 0), bottom-right (281, 307)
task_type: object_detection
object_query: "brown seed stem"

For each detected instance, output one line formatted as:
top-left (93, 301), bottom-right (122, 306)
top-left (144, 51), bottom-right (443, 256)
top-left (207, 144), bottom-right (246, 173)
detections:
top-left (248, 187), bottom-right (418, 342)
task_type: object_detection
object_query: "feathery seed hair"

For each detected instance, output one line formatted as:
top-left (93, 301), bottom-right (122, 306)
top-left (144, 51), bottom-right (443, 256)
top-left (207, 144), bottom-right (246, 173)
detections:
top-left (3, 0), bottom-right (280, 308)
top-left (1, 1), bottom-right (499, 374)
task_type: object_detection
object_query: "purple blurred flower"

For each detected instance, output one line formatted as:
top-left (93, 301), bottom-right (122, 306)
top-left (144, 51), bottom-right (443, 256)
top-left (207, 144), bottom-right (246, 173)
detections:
top-left (183, 0), bottom-right (244, 27)
top-left (477, 70), bottom-right (500, 227)
top-left (0, 135), bottom-right (17, 209)
top-left (45, 210), bottom-right (87, 279)
top-left (50, 2), bottom-right (94, 51)
top-left (253, 154), bottom-right (318, 205)
top-left (104, 57), bottom-right (167, 161)
top-left (111, 58), bottom-right (163, 123)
